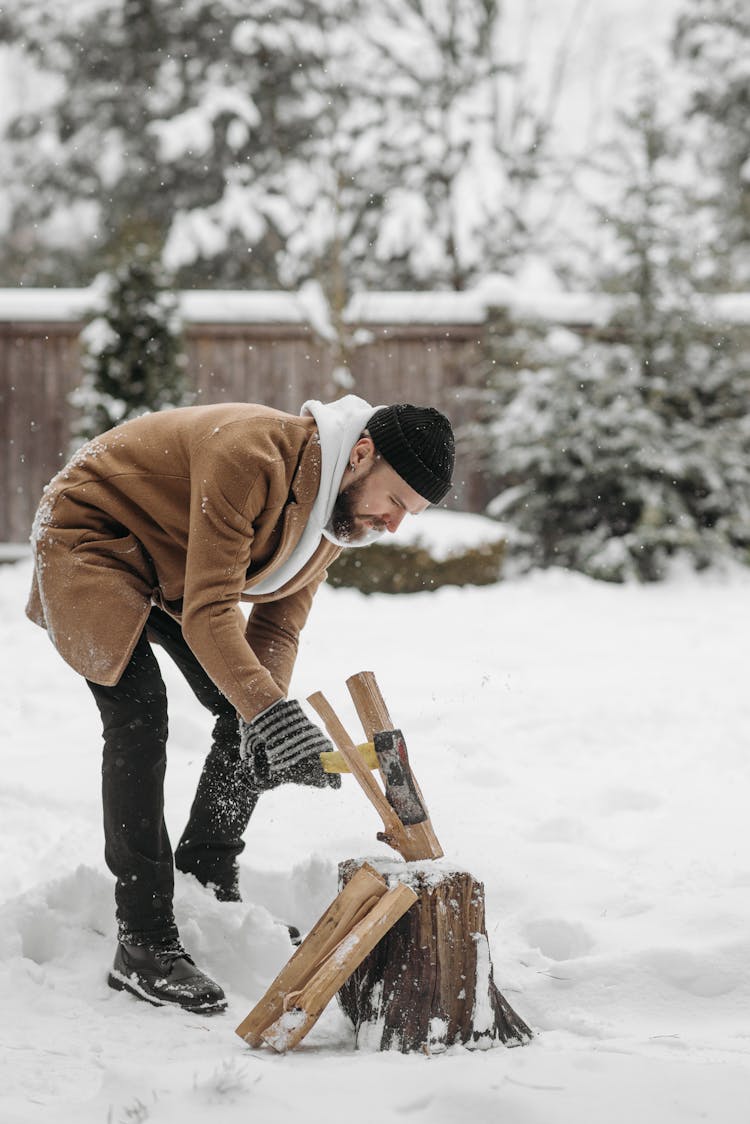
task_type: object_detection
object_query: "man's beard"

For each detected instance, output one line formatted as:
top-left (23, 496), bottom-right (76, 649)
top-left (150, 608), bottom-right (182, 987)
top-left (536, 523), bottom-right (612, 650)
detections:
top-left (325, 471), bottom-right (387, 547)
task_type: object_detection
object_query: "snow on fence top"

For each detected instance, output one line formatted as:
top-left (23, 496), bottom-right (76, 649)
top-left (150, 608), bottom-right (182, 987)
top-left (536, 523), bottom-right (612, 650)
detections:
top-left (0, 285), bottom-right (621, 328)
top-left (0, 288), bottom-right (96, 323)
top-left (181, 290), bottom-right (310, 324)
top-left (1, 283), bottom-right (749, 328)
top-left (344, 291), bottom-right (486, 325)
top-left (0, 288), bottom-right (307, 325)
top-left (345, 285), bottom-right (617, 327)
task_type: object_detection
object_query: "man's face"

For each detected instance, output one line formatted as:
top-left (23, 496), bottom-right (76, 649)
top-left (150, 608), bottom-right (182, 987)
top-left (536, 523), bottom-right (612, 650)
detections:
top-left (330, 448), bottom-right (430, 545)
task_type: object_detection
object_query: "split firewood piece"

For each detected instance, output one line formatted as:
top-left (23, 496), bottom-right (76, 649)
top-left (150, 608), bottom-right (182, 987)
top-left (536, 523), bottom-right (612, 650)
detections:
top-left (338, 859), bottom-right (533, 1053)
top-left (306, 690), bottom-right (409, 852)
top-left (234, 862), bottom-right (388, 1048)
top-left (261, 881), bottom-right (418, 1053)
top-left (345, 670), bottom-right (397, 743)
top-left (346, 670), bottom-right (433, 815)
top-left (346, 671), bottom-right (444, 861)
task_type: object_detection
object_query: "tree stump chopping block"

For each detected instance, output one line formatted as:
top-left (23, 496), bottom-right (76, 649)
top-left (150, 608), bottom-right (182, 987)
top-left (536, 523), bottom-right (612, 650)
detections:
top-left (337, 859), bottom-right (532, 1053)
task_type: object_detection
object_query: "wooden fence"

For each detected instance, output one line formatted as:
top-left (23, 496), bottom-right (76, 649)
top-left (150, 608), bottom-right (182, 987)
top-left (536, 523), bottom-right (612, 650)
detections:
top-left (6, 285), bottom-right (746, 545)
top-left (0, 291), bottom-right (484, 543)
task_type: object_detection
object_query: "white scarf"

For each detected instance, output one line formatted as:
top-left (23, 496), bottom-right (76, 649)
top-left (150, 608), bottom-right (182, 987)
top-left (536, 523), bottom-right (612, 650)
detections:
top-left (249, 395), bottom-right (380, 595)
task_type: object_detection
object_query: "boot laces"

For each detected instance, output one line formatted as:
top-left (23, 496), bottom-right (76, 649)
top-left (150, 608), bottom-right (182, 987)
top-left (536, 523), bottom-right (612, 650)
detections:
top-left (154, 941), bottom-right (191, 967)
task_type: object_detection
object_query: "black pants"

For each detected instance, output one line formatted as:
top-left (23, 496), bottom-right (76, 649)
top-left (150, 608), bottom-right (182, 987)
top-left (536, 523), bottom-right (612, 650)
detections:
top-left (86, 606), bottom-right (260, 943)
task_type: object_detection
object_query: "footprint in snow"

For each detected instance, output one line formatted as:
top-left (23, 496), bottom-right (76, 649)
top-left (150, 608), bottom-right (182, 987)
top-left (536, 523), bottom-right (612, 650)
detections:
top-left (600, 787), bottom-right (662, 813)
top-left (641, 947), bottom-right (740, 998)
top-left (523, 917), bottom-right (595, 962)
top-left (527, 816), bottom-right (589, 844)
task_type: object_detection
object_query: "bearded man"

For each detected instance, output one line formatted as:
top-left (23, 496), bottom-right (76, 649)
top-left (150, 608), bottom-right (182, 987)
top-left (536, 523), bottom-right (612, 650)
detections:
top-left (26, 395), bottom-right (455, 1013)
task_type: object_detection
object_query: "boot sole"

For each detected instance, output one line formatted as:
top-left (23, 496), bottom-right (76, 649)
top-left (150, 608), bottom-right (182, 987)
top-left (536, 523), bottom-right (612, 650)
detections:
top-left (108, 969), bottom-right (227, 1015)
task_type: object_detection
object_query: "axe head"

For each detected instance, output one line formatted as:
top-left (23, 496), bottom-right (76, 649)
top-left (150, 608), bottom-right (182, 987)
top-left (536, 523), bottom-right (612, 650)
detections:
top-left (373, 729), bottom-right (428, 826)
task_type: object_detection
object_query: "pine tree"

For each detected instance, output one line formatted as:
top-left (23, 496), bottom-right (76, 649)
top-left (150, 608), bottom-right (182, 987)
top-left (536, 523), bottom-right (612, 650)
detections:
top-left (482, 84), bottom-right (750, 581)
top-left (72, 247), bottom-right (188, 441)
top-left (673, 0), bottom-right (750, 286)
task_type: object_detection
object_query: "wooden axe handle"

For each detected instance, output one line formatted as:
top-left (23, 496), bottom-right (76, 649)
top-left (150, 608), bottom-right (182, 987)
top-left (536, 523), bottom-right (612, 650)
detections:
top-left (307, 691), bottom-right (405, 845)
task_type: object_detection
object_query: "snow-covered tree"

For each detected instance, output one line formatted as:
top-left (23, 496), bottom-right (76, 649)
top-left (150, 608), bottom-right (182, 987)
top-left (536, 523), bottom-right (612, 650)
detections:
top-left (0, 0), bottom-right (338, 287)
top-left (482, 85), bottom-right (750, 581)
top-left (0, 0), bottom-right (583, 297)
top-left (302, 0), bottom-right (576, 294)
top-left (72, 247), bottom-right (188, 441)
top-left (673, 0), bottom-right (750, 287)
top-left (163, 0), bottom-right (584, 309)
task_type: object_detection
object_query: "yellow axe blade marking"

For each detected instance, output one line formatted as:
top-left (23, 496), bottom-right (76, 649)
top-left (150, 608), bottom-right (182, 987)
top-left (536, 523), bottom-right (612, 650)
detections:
top-left (320, 741), bottom-right (378, 774)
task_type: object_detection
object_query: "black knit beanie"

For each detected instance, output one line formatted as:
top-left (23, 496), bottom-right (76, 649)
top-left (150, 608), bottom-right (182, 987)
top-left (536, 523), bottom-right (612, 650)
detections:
top-left (367, 404), bottom-right (455, 504)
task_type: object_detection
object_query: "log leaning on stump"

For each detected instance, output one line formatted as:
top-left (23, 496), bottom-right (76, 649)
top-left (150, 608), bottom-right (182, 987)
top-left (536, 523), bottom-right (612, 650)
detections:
top-left (235, 863), bottom-right (418, 1052)
top-left (337, 859), bottom-right (532, 1053)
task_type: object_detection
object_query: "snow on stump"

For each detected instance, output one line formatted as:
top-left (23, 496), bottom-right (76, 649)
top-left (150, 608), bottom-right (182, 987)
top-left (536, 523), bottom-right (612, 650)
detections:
top-left (337, 858), bottom-right (532, 1053)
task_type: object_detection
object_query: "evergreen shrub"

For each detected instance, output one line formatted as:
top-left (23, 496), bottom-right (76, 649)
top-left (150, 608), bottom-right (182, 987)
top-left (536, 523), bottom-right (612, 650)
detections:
top-left (71, 247), bottom-right (189, 442)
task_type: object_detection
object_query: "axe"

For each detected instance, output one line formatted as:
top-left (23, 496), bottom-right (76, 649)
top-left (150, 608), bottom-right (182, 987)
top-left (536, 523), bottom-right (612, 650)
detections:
top-left (308, 671), bottom-right (443, 862)
top-left (320, 733), bottom-right (426, 827)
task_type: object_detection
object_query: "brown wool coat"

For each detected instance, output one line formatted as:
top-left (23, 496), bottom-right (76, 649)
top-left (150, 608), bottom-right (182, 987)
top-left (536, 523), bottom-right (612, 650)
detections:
top-left (26, 403), bottom-right (341, 721)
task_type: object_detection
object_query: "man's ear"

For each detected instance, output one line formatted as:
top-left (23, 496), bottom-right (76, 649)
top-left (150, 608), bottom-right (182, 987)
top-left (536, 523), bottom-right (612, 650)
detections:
top-left (349, 435), bottom-right (376, 471)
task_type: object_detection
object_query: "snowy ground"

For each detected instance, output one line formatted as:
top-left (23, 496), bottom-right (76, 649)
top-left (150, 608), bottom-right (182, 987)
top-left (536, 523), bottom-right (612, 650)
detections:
top-left (2, 538), bottom-right (749, 1123)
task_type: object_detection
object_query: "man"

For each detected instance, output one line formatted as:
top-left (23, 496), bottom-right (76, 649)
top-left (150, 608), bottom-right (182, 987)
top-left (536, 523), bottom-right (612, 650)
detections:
top-left (26, 394), bottom-right (455, 1013)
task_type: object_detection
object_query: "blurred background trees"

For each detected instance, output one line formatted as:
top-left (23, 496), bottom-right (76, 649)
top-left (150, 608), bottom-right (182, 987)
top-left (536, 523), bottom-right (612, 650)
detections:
top-left (673, 0), bottom-right (750, 289)
top-left (1, 0), bottom-right (748, 580)
top-left (0, 0), bottom-right (579, 296)
top-left (475, 74), bottom-right (750, 579)
top-left (0, 0), bottom-right (340, 287)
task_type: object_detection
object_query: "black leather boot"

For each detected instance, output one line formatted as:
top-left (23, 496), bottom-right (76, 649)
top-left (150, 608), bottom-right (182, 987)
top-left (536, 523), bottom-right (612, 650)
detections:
top-left (108, 941), bottom-right (227, 1014)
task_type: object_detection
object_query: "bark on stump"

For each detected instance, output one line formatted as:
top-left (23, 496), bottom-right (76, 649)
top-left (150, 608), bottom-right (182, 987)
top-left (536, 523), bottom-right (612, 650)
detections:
top-left (337, 859), bottom-right (532, 1053)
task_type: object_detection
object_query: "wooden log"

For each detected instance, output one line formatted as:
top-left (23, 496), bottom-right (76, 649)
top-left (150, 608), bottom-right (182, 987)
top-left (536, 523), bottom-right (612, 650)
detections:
top-left (261, 882), bottom-right (418, 1053)
top-left (345, 670), bottom-right (397, 744)
top-left (337, 859), bottom-right (532, 1053)
top-left (235, 862), bottom-right (388, 1047)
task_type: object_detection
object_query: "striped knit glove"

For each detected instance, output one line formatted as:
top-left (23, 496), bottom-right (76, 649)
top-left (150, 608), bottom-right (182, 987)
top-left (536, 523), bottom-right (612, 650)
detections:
top-left (239, 700), bottom-right (341, 790)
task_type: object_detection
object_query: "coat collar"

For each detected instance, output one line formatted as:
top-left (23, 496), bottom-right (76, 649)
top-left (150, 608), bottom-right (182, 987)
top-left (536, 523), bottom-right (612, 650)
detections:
top-left (288, 423), bottom-right (322, 508)
top-left (243, 424), bottom-right (335, 598)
